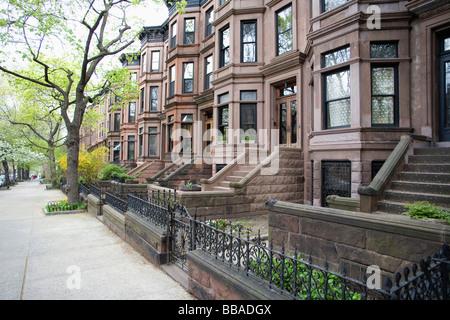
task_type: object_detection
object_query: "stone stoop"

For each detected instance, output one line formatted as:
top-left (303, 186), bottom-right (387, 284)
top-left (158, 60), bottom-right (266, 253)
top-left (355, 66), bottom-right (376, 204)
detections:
top-left (127, 160), bottom-right (165, 184)
top-left (377, 147), bottom-right (450, 214)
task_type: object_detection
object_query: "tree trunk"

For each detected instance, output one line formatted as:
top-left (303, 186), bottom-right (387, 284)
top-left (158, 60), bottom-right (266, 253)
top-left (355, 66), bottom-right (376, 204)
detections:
top-left (2, 159), bottom-right (10, 186)
top-left (48, 147), bottom-right (57, 187)
top-left (65, 126), bottom-right (80, 204)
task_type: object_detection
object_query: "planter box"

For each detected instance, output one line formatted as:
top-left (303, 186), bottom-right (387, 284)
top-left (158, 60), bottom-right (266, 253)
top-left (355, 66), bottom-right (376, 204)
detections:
top-left (180, 185), bottom-right (201, 191)
top-left (44, 207), bottom-right (86, 216)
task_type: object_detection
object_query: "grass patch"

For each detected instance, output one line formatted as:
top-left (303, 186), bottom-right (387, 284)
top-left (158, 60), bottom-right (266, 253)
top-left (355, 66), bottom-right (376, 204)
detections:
top-left (403, 201), bottom-right (450, 224)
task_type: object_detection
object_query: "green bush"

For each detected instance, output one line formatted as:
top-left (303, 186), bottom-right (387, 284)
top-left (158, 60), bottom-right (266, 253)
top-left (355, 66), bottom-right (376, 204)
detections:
top-left (403, 201), bottom-right (450, 223)
top-left (46, 200), bottom-right (87, 212)
top-left (98, 164), bottom-right (140, 181)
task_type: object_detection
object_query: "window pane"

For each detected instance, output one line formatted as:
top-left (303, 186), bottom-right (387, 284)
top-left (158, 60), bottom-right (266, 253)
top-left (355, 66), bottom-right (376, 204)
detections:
top-left (148, 127), bottom-right (157, 133)
top-left (323, 47), bottom-right (350, 67)
top-left (241, 104), bottom-right (256, 124)
top-left (370, 43), bottom-right (398, 58)
top-left (243, 43), bottom-right (256, 63)
top-left (129, 102), bottom-right (136, 123)
top-left (277, 6), bottom-right (292, 56)
top-left (372, 67), bottom-right (394, 95)
top-left (185, 19), bottom-right (195, 32)
top-left (323, 0), bottom-right (348, 12)
top-left (372, 97), bottom-right (394, 124)
top-left (243, 23), bottom-right (256, 43)
top-left (327, 99), bottom-right (350, 128)
top-left (277, 6), bottom-right (292, 34)
top-left (148, 135), bottom-right (157, 156)
top-left (222, 28), bottom-right (230, 48)
top-left (326, 70), bottom-right (350, 100)
top-left (445, 37), bottom-right (450, 51)
top-left (206, 56), bottom-right (213, 74)
top-left (184, 63), bottom-right (193, 79)
top-left (240, 91), bottom-right (257, 101)
top-left (182, 114), bottom-right (193, 122)
top-left (150, 87), bottom-right (158, 111)
top-left (151, 51), bottom-right (160, 71)
top-left (218, 93), bottom-right (229, 104)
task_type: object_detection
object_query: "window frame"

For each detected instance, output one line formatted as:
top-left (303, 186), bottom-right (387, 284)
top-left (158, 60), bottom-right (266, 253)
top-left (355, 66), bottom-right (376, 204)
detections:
top-left (321, 0), bottom-right (349, 13)
top-left (151, 51), bottom-right (160, 72)
top-left (322, 66), bottom-right (351, 129)
top-left (182, 62), bottom-right (194, 94)
top-left (148, 127), bottom-right (158, 157)
top-left (204, 55), bottom-right (213, 90)
top-left (183, 18), bottom-right (195, 45)
top-left (129, 102), bottom-right (136, 123)
top-left (205, 6), bottom-right (214, 38)
top-left (140, 88), bottom-right (145, 113)
top-left (276, 4), bottom-right (293, 56)
top-left (150, 86), bottom-right (158, 112)
top-left (241, 20), bottom-right (257, 63)
top-left (370, 63), bottom-right (399, 127)
top-left (219, 25), bottom-right (230, 68)
top-left (169, 65), bottom-right (176, 97)
top-left (170, 21), bottom-right (177, 48)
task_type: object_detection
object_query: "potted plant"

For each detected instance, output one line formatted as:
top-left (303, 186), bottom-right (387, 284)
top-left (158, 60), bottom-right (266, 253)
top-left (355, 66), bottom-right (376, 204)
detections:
top-left (180, 181), bottom-right (201, 191)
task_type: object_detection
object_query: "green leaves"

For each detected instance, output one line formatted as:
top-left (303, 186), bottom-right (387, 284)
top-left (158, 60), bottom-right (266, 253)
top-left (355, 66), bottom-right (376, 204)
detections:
top-left (403, 201), bottom-right (450, 224)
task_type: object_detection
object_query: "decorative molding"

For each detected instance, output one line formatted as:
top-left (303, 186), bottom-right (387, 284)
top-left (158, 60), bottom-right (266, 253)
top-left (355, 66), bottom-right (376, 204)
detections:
top-left (212, 7), bottom-right (266, 27)
top-left (259, 50), bottom-right (306, 77)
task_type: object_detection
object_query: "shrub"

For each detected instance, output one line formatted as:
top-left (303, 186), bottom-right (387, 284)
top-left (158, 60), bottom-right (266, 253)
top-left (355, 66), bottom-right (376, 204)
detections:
top-left (403, 201), bottom-right (450, 224)
top-left (98, 164), bottom-right (140, 182)
top-left (46, 200), bottom-right (87, 212)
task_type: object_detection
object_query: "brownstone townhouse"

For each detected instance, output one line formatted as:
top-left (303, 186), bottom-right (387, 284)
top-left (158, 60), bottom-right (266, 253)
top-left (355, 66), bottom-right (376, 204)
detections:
top-left (80, 0), bottom-right (450, 213)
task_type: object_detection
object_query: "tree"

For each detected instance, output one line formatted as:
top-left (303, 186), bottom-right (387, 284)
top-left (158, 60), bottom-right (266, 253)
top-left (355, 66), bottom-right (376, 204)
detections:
top-left (0, 74), bottom-right (66, 186)
top-left (0, 0), bottom-right (147, 203)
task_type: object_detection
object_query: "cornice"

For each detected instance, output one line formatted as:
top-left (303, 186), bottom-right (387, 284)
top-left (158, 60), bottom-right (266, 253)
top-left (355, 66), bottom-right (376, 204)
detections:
top-left (259, 50), bottom-right (306, 77)
top-left (212, 7), bottom-right (266, 27)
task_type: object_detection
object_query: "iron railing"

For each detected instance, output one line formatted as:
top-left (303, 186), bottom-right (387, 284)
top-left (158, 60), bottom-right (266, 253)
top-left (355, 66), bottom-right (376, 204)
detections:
top-left (80, 182), bottom-right (90, 196)
top-left (86, 183), bottom-right (450, 300)
top-left (105, 192), bottom-right (128, 214)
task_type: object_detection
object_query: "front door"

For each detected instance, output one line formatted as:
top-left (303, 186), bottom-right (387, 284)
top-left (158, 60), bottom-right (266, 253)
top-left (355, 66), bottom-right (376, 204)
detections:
top-left (439, 34), bottom-right (450, 141)
top-left (277, 84), bottom-right (297, 146)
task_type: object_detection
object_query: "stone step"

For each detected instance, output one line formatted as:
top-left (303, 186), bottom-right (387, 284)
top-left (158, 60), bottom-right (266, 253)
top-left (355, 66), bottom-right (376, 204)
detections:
top-left (397, 172), bottom-right (450, 184)
top-left (384, 190), bottom-right (450, 207)
top-left (414, 147), bottom-right (450, 156)
top-left (402, 163), bottom-right (450, 173)
top-left (408, 155), bottom-right (450, 164)
top-left (390, 181), bottom-right (450, 195)
top-left (227, 175), bottom-right (245, 182)
top-left (377, 200), bottom-right (408, 214)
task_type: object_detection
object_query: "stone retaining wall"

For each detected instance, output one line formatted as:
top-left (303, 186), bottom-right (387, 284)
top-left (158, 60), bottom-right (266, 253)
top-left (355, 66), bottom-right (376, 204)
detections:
top-left (267, 201), bottom-right (450, 280)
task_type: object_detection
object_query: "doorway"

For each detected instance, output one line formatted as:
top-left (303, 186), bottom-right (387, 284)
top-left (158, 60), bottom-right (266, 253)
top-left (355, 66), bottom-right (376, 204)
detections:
top-left (439, 33), bottom-right (450, 141)
top-left (277, 84), bottom-right (297, 146)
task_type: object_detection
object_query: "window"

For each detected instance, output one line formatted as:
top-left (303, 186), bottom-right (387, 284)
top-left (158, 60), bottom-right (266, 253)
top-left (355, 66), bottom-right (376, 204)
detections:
top-left (128, 136), bottom-right (135, 161)
top-left (140, 88), bottom-right (145, 113)
top-left (321, 161), bottom-right (351, 207)
top-left (324, 68), bottom-right (350, 129)
top-left (139, 128), bottom-right (143, 157)
top-left (370, 42), bottom-right (398, 59)
top-left (169, 65), bottom-right (176, 97)
top-left (205, 7), bottom-right (214, 37)
top-left (171, 21), bottom-right (177, 47)
top-left (181, 114), bottom-right (193, 153)
top-left (151, 51), bottom-right (160, 72)
top-left (150, 87), bottom-right (158, 111)
top-left (240, 90), bottom-right (257, 101)
top-left (184, 18), bottom-right (195, 44)
top-left (241, 21), bottom-right (257, 63)
top-left (183, 62), bottom-right (194, 93)
top-left (371, 65), bottom-right (398, 126)
top-left (323, 46), bottom-right (350, 68)
top-left (276, 5), bottom-right (292, 56)
top-left (205, 55), bottom-right (213, 90)
top-left (113, 113), bottom-right (120, 131)
top-left (218, 106), bottom-right (229, 141)
top-left (240, 104), bottom-right (257, 139)
top-left (148, 127), bottom-right (158, 156)
top-left (141, 53), bottom-right (147, 73)
top-left (220, 26), bottom-right (230, 68)
top-left (322, 0), bottom-right (348, 13)
top-left (129, 102), bottom-right (136, 123)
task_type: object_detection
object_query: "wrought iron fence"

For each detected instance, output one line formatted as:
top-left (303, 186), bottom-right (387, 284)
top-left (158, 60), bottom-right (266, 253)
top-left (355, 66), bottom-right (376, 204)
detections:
top-left (90, 184), bottom-right (101, 199)
top-left (84, 183), bottom-right (450, 300)
top-left (105, 192), bottom-right (128, 214)
top-left (80, 182), bottom-right (90, 196)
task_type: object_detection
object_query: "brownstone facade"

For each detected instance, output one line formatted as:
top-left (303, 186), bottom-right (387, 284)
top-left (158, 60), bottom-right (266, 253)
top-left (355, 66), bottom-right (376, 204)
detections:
top-left (81, 0), bottom-right (450, 209)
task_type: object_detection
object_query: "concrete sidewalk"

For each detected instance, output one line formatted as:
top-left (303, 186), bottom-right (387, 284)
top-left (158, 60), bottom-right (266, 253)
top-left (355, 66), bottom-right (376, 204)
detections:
top-left (0, 181), bottom-right (195, 300)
